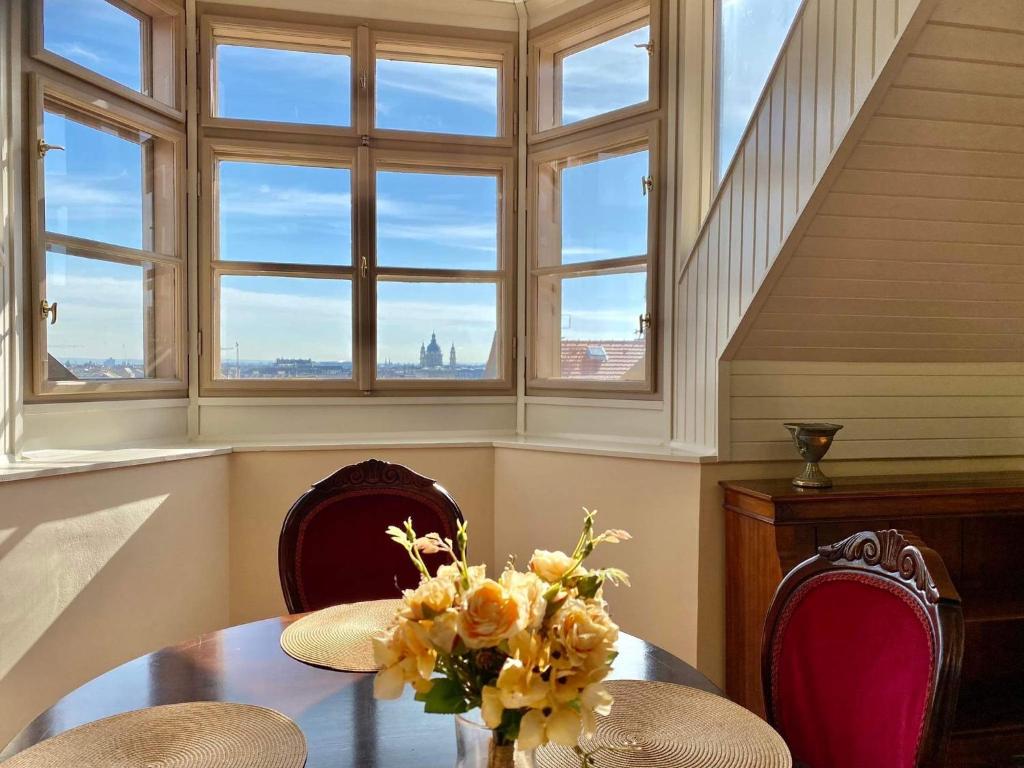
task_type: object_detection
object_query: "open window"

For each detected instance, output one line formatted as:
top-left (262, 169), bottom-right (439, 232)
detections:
top-left (527, 1), bottom-right (662, 396)
top-left (529, 124), bottom-right (657, 392)
top-left (29, 78), bottom-right (184, 396)
top-left (529, 0), bottom-right (658, 140)
top-left (33, 0), bottom-right (183, 117)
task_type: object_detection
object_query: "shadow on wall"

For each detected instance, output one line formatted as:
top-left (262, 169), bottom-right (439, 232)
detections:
top-left (0, 458), bottom-right (231, 747)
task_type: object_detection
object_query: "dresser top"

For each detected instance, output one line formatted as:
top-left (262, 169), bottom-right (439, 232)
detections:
top-left (721, 472), bottom-right (1024, 503)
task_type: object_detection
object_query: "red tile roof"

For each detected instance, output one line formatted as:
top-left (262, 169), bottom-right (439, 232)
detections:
top-left (560, 340), bottom-right (646, 381)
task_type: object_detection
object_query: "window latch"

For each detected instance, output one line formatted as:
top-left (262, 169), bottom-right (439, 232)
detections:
top-left (38, 139), bottom-right (65, 158)
top-left (40, 300), bottom-right (58, 325)
top-left (359, 71), bottom-right (368, 90)
top-left (641, 175), bottom-right (654, 196)
top-left (638, 312), bottom-right (651, 336)
top-left (360, 255), bottom-right (368, 279)
top-left (634, 41), bottom-right (654, 55)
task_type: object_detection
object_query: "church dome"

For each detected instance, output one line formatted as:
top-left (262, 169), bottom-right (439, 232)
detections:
top-left (426, 333), bottom-right (442, 354)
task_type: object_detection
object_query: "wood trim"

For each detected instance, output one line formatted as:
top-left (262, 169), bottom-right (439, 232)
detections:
top-left (27, 73), bottom-right (187, 400)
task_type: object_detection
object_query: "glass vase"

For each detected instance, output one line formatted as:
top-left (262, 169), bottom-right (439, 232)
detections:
top-left (455, 711), bottom-right (535, 768)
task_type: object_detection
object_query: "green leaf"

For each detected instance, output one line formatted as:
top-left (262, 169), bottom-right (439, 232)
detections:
top-left (420, 678), bottom-right (469, 714)
top-left (575, 573), bottom-right (603, 600)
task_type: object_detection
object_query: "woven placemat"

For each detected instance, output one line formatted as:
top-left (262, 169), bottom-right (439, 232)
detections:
top-left (535, 680), bottom-right (791, 768)
top-left (280, 599), bottom-right (402, 672)
top-left (1, 702), bottom-right (306, 768)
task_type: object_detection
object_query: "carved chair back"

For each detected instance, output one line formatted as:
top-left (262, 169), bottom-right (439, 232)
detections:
top-left (761, 529), bottom-right (964, 768)
top-left (278, 459), bottom-right (465, 613)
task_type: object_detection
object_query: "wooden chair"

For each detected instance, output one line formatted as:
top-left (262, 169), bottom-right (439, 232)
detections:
top-left (278, 459), bottom-right (465, 613)
top-left (761, 529), bottom-right (964, 768)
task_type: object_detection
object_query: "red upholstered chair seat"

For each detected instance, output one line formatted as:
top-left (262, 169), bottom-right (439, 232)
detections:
top-left (279, 460), bottom-right (464, 612)
top-left (769, 573), bottom-right (934, 768)
top-left (762, 530), bottom-right (964, 768)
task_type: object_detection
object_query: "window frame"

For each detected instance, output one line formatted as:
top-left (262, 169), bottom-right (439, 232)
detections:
top-left (198, 10), bottom-right (517, 397)
top-left (368, 150), bottom-right (515, 393)
top-left (30, 0), bottom-right (185, 120)
top-left (526, 120), bottom-right (659, 395)
top-left (528, 0), bottom-right (659, 144)
top-left (199, 138), bottom-right (359, 394)
top-left (526, 0), bottom-right (664, 398)
top-left (27, 74), bottom-right (186, 398)
top-left (370, 30), bottom-right (516, 147)
top-left (200, 15), bottom-right (357, 137)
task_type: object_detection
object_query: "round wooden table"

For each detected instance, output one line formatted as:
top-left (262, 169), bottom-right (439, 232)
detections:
top-left (1, 615), bottom-right (723, 767)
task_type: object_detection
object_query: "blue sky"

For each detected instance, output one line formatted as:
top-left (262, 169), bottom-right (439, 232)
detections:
top-left (41, 1), bottom-right (792, 372)
top-left (719, 0), bottom-right (804, 178)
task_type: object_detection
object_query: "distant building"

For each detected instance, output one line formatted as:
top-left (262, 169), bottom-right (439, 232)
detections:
top-left (419, 332), bottom-right (446, 368)
top-left (449, 343), bottom-right (456, 368)
top-left (560, 339), bottom-right (646, 380)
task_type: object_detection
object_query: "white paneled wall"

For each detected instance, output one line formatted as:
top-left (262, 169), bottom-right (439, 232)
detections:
top-left (729, 361), bottom-right (1024, 461)
top-left (675, 0), bottom-right (929, 451)
top-left (722, 0), bottom-right (1024, 461)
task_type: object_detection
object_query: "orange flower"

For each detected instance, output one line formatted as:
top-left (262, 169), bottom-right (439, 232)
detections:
top-left (457, 578), bottom-right (524, 649)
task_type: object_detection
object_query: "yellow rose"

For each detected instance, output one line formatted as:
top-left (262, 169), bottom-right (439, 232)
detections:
top-left (457, 578), bottom-right (524, 649)
top-left (500, 570), bottom-right (547, 630)
top-left (426, 610), bottom-right (459, 653)
top-left (402, 576), bottom-right (455, 620)
top-left (529, 549), bottom-right (577, 583)
top-left (549, 598), bottom-right (619, 670)
top-left (517, 703), bottom-right (582, 750)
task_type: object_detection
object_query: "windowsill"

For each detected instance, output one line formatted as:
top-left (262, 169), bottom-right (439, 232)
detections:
top-left (0, 445), bottom-right (233, 484)
top-left (0, 434), bottom-right (714, 484)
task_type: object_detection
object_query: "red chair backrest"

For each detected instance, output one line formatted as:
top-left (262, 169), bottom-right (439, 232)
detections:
top-left (278, 459), bottom-right (465, 613)
top-left (762, 530), bottom-right (963, 768)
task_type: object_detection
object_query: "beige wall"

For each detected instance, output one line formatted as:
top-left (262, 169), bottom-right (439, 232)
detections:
top-left (493, 448), bottom-right (702, 665)
top-left (228, 447), bottom-right (496, 625)
top-left (0, 455), bottom-right (230, 746)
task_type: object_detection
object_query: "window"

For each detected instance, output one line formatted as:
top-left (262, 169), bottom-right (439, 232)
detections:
top-left (717, 0), bottom-right (803, 180)
top-left (528, 1), bottom-right (661, 395)
top-left (530, 0), bottom-right (656, 137)
top-left (204, 146), bottom-right (355, 385)
top-left (203, 19), bottom-right (353, 129)
top-left (375, 41), bottom-right (502, 137)
top-left (36, 0), bottom-right (182, 113)
top-left (30, 82), bottom-right (184, 394)
top-left (200, 16), bottom-right (515, 393)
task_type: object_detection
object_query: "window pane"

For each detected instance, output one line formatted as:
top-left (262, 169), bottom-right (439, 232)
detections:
top-left (376, 57), bottom-right (498, 136)
top-left (45, 251), bottom-right (145, 380)
top-left (377, 170), bottom-right (498, 270)
top-left (376, 281), bottom-right (499, 380)
top-left (562, 25), bottom-right (650, 125)
top-left (218, 276), bottom-right (352, 379)
top-left (537, 271), bottom-right (647, 381)
top-left (44, 0), bottom-right (143, 92)
top-left (219, 161), bottom-right (352, 266)
top-left (216, 44), bottom-right (351, 126)
top-left (43, 109), bottom-right (146, 250)
top-left (554, 148), bottom-right (648, 266)
top-left (718, 0), bottom-right (802, 178)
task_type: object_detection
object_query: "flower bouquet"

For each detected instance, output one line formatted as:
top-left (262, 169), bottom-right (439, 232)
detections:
top-left (373, 509), bottom-right (631, 768)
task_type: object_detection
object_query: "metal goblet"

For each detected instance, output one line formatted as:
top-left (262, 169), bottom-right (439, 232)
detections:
top-left (784, 422), bottom-right (843, 488)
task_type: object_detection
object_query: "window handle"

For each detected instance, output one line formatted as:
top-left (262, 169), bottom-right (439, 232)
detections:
top-left (641, 175), bottom-right (654, 196)
top-left (37, 139), bottom-right (65, 158)
top-left (40, 300), bottom-right (58, 325)
top-left (638, 312), bottom-right (651, 336)
top-left (360, 255), bottom-right (368, 279)
top-left (634, 41), bottom-right (654, 55)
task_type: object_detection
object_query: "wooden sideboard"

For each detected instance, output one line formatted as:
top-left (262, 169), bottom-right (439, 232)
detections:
top-left (722, 472), bottom-right (1024, 768)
